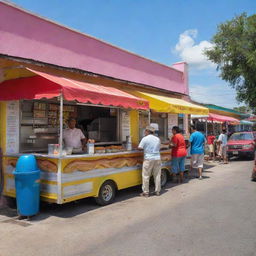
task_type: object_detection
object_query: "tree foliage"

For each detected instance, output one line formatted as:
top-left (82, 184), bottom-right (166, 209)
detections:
top-left (233, 106), bottom-right (248, 113)
top-left (205, 13), bottom-right (256, 111)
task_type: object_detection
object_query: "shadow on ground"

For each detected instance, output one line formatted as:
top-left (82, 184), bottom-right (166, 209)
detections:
top-left (0, 161), bottom-right (221, 222)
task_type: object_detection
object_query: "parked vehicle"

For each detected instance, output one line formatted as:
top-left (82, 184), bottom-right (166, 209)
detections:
top-left (251, 152), bottom-right (256, 181)
top-left (227, 132), bottom-right (255, 160)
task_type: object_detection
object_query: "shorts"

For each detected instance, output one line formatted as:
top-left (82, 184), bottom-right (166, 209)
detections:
top-left (171, 156), bottom-right (186, 174)
top-left (191, 154), bottom-right (204, 168)
top-left (209, 144), bottom-right (214, 153)
top-left (219, 145), bottom-right (227, 157)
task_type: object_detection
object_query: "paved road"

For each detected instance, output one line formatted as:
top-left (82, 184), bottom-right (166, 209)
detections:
top-left (1, 159), bottom-right (256, 256)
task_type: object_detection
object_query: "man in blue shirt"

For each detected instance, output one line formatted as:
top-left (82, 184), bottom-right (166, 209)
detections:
top-left (189, 125), bottom-right (205, 180)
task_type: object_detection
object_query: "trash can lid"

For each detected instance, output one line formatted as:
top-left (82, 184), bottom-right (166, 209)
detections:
top-left (15, 155), bottom-right (38, 172)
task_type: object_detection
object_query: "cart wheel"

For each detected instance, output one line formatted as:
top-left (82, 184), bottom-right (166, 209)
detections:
top-left (95, 180), bottom-right (116, 206)
top-left (161, 169), bottom-right (168, 187)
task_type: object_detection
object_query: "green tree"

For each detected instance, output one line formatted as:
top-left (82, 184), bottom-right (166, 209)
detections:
top-left (233, 106), bottom-right (247, 113)
top-left (205, 13), bottom-right (256, 111)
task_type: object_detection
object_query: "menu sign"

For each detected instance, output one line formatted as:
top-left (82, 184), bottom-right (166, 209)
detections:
top-left (6, 101), bottom-right (20, 154)
top-left (168, 114), bottom-right (178, 137)
top-left (121, 110), bottom-right (130, 141)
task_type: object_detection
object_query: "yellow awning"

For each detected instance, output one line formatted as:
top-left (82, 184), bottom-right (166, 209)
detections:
top-left (131, 91), bottom-right (209, 115)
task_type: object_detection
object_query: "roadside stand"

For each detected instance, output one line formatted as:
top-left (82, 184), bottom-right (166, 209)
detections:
top-left (0, 67), bottom-right (209, 205)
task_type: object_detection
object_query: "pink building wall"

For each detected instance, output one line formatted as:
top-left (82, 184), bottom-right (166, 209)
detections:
top-left (172, 62), bottom-right (189, 96)
top-left (0, 2), bottom-right (188, 95)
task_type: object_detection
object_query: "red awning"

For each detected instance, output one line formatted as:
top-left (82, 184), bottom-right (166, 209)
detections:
top-left (207, 113), bottom-right (239, 123)
top-left (0, 69), bottom-right (149, 110)
top-left (248, 116), bottom-right (256, 121)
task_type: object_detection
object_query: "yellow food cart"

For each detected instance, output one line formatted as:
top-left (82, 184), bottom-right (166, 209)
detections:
top-left (1, 68), bottom-right (172, 205)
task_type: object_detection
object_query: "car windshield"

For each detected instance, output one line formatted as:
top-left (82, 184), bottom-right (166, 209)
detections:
top-left (229, 133), bottom-right (254, 141)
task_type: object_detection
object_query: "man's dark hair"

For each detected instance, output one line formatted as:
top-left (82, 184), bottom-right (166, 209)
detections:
top-left (222, 129), bottom-right (227, 133)
top-left (68, 117), bottom-right (76, 123)
top-left (172, 126), bottom-right (180, 133)
top-left (190, 125), bottom-right (196, 130)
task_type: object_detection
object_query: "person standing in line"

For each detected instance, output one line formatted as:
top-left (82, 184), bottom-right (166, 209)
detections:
top-left (189, 125), bottom-right (205, 180)
top-left (218, 129), bottom-right (228, 164)
top-left (207, 133), bottom-right (216, 161)
top-left (138, 126), bottom-right (161, 197)
top-left (214, 132), bottom-right (220, 159)
top-left (170, 126), bottom-right (187, 183)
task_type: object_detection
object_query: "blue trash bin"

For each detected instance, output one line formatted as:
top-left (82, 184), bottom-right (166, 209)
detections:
top-left (13, 155), bottom-right (40, 216)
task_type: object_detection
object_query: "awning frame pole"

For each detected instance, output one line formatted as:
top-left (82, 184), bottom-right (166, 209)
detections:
top-left (57, 92), bottom-right (63, 204)
top-left (205, 118), bottom-right (208, 137)
top-left (148, 109), bottom-right (151, 125)
top-left (59, 92), bottom-right (63, 155)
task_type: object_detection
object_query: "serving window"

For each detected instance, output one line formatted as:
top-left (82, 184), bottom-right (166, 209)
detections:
top-left (19, 100), bottom-right (121, 153)
top-left (77, 105), bottom-right (120, 144)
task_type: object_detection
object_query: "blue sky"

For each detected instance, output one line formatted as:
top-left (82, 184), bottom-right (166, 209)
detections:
top-left (7, 0), bottom-right (256, 108)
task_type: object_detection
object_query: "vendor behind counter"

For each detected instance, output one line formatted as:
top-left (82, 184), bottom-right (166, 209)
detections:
top-left (63, 117), bottom-right (87, 152)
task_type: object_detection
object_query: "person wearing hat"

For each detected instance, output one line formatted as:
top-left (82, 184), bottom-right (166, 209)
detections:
top-left (63, 117), bottom-right (87, 152)
top-left (138, 125), bottom-right (161, 197)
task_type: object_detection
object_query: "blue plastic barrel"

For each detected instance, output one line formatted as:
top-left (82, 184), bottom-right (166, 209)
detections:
top-left (13, 155), bottom-right (40, 216)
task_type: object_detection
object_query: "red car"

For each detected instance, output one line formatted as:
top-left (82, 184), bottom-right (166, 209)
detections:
top-left (227, 132), bottom-right (255, 160)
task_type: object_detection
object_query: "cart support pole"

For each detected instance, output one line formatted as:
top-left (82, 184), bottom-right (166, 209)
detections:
top-left (57, 92), bottom-right (63, 204)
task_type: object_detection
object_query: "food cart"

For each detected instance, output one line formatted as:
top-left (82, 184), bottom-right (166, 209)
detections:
top-left (1, 68), bottom-right (173, 205)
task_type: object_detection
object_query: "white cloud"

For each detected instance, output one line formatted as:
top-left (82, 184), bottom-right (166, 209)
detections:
top-left (175, 29), bottom-right (215, 70)
top-left (190, 84), bottom-right (239, 108)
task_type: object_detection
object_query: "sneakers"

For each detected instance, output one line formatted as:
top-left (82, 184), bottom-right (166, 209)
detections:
top-left (140, 192), bottom-right (161, 197)
top-left (140, 192), bottom-right (149, 198)
top-left (199, 176), bottom-right (203, 180)
top-left (154, 192), bottom-right (161, 196)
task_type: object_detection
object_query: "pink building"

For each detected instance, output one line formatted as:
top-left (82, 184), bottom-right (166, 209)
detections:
top-left (0, 1), bottom-right (188, 95)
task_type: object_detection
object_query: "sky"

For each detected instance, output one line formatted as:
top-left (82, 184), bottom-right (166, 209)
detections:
top-left (6, 0), bottom-right (256, 108)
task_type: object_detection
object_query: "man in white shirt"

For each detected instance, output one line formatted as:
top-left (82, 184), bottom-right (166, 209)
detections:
top-left (63, 118), bottom-right (87, 152)
top-left (138, 126), bottom-right (161, 197)
top-left (218, 129), bottom-right (228, 164)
